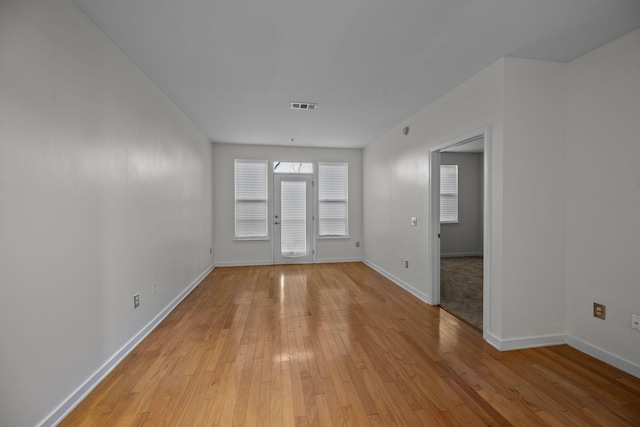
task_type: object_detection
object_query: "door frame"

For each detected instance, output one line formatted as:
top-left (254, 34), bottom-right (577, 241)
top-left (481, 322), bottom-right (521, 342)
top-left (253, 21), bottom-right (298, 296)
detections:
top-left (273, 173), bottom-right (315, 264)
top-left (429, 126), bottom-right (491, 336)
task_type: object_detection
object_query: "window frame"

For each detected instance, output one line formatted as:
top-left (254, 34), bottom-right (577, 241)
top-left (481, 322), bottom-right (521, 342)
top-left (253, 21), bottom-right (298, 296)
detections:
top-left (234, 159), bottom-right (269, 240)
top-left (317, 162), bottom-right (349, 239)
top-left (440, 164), bottom-right (459, 224)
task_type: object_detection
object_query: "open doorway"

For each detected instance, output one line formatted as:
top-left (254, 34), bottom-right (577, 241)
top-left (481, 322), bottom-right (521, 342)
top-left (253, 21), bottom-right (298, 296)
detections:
top-left (429, 128), bottom-right (490, 334)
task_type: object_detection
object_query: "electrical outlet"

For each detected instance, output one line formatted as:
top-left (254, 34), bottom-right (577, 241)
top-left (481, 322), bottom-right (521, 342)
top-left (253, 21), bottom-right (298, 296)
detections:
top-left (134, 293), bottom-right (140, 309)
top-left (405, 260), bottom-right (409, 268)
top-left (593, 303), bottom-right (605, 320)
top-left (210, 247), bottom-right (212, 254)
top-left (356, 241), bottom-right (360, 247)
top-left (411, 217), bottom-right (417, 226)
top-left (632, 314), bottom-right (640, 331)
top-left (153, 282), bottom-right (158, 294)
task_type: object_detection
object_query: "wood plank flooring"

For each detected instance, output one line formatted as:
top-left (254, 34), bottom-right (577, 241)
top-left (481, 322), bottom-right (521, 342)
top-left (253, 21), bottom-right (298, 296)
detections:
top-left (61, 263), bottom-right (640, 426)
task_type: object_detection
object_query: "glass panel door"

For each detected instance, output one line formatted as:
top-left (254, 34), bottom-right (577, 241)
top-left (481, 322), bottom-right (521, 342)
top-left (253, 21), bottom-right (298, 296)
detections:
top-left (274, 174), bottom-right (314, 263)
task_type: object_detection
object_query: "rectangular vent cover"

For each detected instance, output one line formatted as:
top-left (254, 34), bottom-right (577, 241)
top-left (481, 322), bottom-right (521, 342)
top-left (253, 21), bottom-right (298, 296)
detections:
top-left (291, 102), bottom-right (317, 110)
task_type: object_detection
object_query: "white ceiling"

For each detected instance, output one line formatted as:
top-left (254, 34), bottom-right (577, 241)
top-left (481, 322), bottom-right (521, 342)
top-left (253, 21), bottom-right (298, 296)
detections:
top-left (71, 0), bottom-right (640, 149)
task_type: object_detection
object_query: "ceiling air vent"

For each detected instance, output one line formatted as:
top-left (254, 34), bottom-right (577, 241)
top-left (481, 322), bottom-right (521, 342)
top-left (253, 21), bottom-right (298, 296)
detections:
top-left (291, 102), bottom-right (317, 110)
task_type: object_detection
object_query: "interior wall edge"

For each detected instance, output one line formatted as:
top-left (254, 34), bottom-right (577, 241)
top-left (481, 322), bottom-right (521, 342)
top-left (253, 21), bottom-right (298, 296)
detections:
top-left (362, 259), bottom-right (431, 305)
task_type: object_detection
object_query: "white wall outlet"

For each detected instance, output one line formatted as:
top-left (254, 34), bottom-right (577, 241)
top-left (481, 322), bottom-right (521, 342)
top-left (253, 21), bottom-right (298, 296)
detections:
top-left (134, 293), bottom-right (140, 308)
top-left (411, 217), bottom-right (417, 226)
top-left (404, 260), bottom-right (409, 268)
top-left (153, 282), bottom-right (158, 294)
top-left (632, 314), bottom-right (640, 331)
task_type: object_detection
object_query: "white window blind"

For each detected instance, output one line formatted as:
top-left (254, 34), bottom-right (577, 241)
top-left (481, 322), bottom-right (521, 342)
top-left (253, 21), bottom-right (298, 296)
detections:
top-left (235, 159), bottom-right (268, 239)
top-left (318, 162), bottom-right (349, 237)
top-left (440, 164), bottom-right (458, 223)
top-left (280, 180), bottom-right (307, 256)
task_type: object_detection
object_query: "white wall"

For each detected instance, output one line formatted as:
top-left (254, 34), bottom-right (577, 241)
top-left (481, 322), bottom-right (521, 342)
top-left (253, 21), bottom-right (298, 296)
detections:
top-left (212, 143), bottom-right (363, 265)
top-left (440, 152), bottom-right (483, 256)
top-left (363, 56), bottom-right (569, 347)
top-left (500, 58), bottom-right (566, 342)
top-left (0, 1), bottom-right (214, 426)
top-left (363, 59), bottom-right (505, 333)
top-left (1, 4), bottom-right (637, 426)
top-left (565, 29), bottom-right (640, 370)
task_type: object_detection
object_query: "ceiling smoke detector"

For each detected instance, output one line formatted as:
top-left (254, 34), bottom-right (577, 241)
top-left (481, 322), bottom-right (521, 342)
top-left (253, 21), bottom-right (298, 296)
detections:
top-left (291, 102), bottom-right (317, 110)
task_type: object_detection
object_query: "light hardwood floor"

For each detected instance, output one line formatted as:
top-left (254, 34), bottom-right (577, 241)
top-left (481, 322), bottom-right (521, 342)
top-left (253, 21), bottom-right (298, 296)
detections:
top-left (62, 263), bottom-right (640, 426)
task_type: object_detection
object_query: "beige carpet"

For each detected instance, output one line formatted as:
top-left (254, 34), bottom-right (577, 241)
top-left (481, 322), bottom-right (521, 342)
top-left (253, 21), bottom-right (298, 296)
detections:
top-left (440, 256), bottom-right (483, 330)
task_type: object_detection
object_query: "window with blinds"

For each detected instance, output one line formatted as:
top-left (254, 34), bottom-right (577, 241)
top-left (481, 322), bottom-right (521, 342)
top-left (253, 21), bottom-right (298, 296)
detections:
top-left (235, 159), bottom-right (268, 239)
top-left (440, 164), bottom-right (458, 223)
top-left (318, 162), bottom-right (349, 237)
top-left (280, 180), bottom-right (307, 256)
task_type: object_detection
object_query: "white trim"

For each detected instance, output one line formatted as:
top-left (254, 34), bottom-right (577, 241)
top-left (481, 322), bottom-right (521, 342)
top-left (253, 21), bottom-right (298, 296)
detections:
top-left (214, 260), bottom-right (273, 267)
top-left (566, 335), bottom-right (640, 379)
top-left (429, 126), bottom-right (492, 332)
top-left (484, 332), bottom-right (640, 379)
top-left (363, 259), bottom-right (430, 305)
top-left (273, 174), bottom-right (315, 264)
top-left (440, 252), bottom-right (483, 258)
top-left (482, 127), bottom-right (492, 341)
top-left (40, 264), bottom-right (215, 427)
top-left (485, 331), bottom-right (566, 351)
top-left (315, 257), bottom-right (363, 264)
top-left (216, 258), bottom-right (363, 266)
top-left (429, 148), bottom-right (441, 305)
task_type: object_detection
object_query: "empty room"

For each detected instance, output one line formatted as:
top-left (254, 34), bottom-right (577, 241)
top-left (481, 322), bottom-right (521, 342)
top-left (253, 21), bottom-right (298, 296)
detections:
top-left (2, 0), bottom-right (640, 426)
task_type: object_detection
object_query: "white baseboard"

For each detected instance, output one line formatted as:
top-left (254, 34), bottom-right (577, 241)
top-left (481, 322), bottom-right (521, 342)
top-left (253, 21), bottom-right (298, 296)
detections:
top-left (214, 258), bottom-right (363, 266)
top-left (41, 263), bottom-right (215, 427)
top-left (485, 332), bottom-right (639, 379)
top-left (566, 335), bottom-right (640, 379)
top-left (362, 259), bottom-right (431, 305)
top-left (441, 252), bottom-right (483, 258)
top-left (485, 331), bottom-right (566, 351)
top-left (315, 257), bottom-right (363, 264)
top-left (213, 260), bottom-right (273, 267)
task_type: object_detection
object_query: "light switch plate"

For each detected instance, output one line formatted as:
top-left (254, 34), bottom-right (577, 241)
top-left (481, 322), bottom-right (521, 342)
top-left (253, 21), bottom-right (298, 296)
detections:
top-left (411, 217), bottom-right (417, 226)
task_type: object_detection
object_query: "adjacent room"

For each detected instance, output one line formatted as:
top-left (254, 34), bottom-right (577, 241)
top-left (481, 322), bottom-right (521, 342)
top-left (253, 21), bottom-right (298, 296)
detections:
top-left (1, 0), bottom-right (640, 426)
top-left (439, 138), bottom-right (485, 330)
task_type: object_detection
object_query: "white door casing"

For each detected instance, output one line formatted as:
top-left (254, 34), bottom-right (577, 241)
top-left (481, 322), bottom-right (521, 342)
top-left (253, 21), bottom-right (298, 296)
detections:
top-left (273, 174), bottom-right (314, 264)
top-left (429, 126), bottom-right (491, 338)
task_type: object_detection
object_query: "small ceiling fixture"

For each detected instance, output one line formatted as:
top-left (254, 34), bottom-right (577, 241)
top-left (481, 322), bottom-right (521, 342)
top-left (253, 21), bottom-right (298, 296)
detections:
top-left (291, 102), bottom-right (317, 110)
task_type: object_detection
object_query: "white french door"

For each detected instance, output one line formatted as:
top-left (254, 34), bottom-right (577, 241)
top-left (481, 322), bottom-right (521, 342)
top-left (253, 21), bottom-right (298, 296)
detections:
top-left (273, 174), bottom-right (314, 264)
